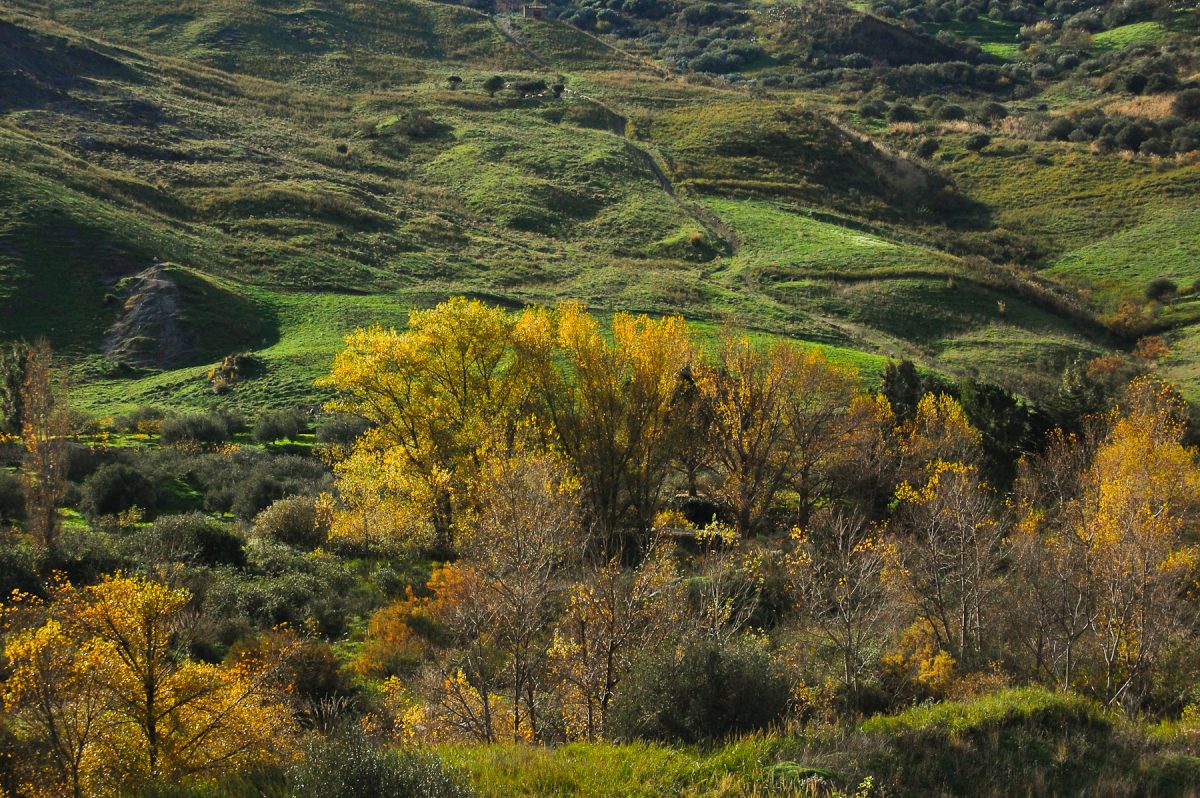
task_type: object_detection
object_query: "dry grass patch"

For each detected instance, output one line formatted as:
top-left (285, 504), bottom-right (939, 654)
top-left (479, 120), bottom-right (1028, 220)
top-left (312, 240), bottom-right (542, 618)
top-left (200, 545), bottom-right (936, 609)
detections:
top-left (1105, 94), bottom-right (1178, 119)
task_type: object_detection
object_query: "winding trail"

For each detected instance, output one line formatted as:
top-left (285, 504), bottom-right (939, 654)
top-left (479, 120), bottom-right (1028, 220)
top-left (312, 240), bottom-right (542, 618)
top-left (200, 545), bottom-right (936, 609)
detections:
top-left (491, 16), bottom-right (547, 67)
top-left (483, 12), bottom-right (739, 254)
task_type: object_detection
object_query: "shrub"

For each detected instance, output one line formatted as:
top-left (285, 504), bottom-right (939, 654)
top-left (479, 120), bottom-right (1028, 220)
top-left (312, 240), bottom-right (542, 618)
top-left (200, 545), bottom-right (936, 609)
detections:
top-left (964, 132), bottom-right (991, 151)
top-left (1146, 278), bottom-right (1178, 302)
top-left (160, 413), bottom-right (230, 446)
top-left (147, 513), bottom-right (246, 568)
top-left (0, 543), bottom-right (39, 596)
top-left (483, 75), bottom-right (505, 96)
top-left (315, 414), bottom-right (368, 447)
top-left (253, 496), bottom-right (328, 549)
top-left (214, 407), bottom-right (248, 435)
top-left (889, 103), bottom-right (919, 122)
top-left (1125, 73), bottom-right (1148, 95)
top-left (204, 452), bottom-right (331, 520)
top-left (979, 102), bottom-right (1007, 121)
top-left (1115, 122), bottom-right (1152, 152)
top-left (1046, 115), bottom-right (1075, 139)
top-left (936, 104), bottom-right (966, 121)
top-left (512, 79), bottom-right (548, 96)
top-left (1173, 89), bottom-right (1200, 121)
top-left (79, 463), bottom-right (157, 521)
top-left (253, 408), bottom-right (307, 444)
top-left (916, 138), bottom-right (940, 158)
top-left (1032, 64), bottom-right (1057, 80)
top-left (115, 406), bottom-right (165, 434)
top-left (393, 110), bottom-right (446, 140)
top-left (858, 99), bottom-right (888, 118)
top-left (609, 640), bottom-right (789, 743)
top-left (0, 472), bottom-right (23, 522)
top-left (287, 735), bottom-right (475, 798)
top-left (1139, 138), bottom-right (1170, 156)
top-left (231, 472), bottom-right (287, 521)
top-left (1174, 133), bottom-right (1199, 153)
top-left (207, 353), bottom-right (262, 393)
top-left (1145, 73), bottom-right (1176, 94)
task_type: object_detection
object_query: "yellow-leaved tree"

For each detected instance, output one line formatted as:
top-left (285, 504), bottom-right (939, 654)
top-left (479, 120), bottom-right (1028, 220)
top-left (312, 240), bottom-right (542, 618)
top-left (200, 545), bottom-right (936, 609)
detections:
top-left (319, 297), bottom-right (525, 553)
top-left (515, 302), bottom-right (696, 556)
top-left (787, 510), bottom-right (898, 698)
top-left (18, 340), bottom-right (69, 550)
top-left (694, 336), bottom-right (799, 537)
top-left (546, 536), bottom-right (681, 741)
top-left (1012, 378), bottom-right (1200, 709)
top-left (2, 574), bottom-right (296, 797)
top-left (1081, 378), bottom-right (1200, 708)
top-left (783, 349), bottom-right (871, 528)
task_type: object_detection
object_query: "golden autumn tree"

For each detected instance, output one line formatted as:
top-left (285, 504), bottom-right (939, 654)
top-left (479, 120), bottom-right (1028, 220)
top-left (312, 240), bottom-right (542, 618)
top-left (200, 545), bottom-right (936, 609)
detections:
top-left (418, 563), bottom-right (508, 743)
top-left (689, 523), bottom-right (764, 645)
top-left (1079, 378), bottom-right (1200, 708)
top-left (695, 336), bottom-right (798, 537)
top-left (2, 615), bottom-right (106, 798)
top-left (515, 302), bottom-right (696, 556)
top-left (830, 393), bottom-right (900, 518)
top-left (898, 393), bottom-right (983, 476)
top-left (320, 298), bottom-right (525, 553)
top-left (1011, 426), bottom-right (1101, 691)
top-left (1011, 378), bottom-right (1200, 708)
top-left (1, 574), bottom-right (296, 797)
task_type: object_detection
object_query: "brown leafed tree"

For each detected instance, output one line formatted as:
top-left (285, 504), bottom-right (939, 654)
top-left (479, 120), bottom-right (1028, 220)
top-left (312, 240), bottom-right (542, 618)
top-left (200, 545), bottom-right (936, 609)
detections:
top-left (788, 510), bottom-right (897, 698)
top-left (19, 340), bottom-right (69, 550)
top-left (457, 449), bottom-right (584, 741)
top-left (895, 461), bottom-right (1005, 668)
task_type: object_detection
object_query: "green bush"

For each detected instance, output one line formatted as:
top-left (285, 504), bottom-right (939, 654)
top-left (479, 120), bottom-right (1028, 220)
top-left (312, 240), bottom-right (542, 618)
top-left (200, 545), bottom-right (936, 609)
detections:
top-left (79, 463), bottom-right (157, 521)
top-left (146, 513), bottom-right (246, 568)
top-left (1174, 88), bottom-right (1200, 120)
top-left (253, 408), bottom-right (307, 444)
top-left (252, 495), bottom-right (328, 549)
top-left (231, 473), bottom-right (287, 521)
top-left (1146, 277), bottom-right (1178, 302)
top-left (0, 544), bottom-right (40, 597)
top-left (198, 452), bottom-right (330, 518)
top-left (915, 138), bottom-right (940, 158)
top-left (315, 414), bottom-right (368, 447)
top-left (287, 735), bottom-right (475, 798)
top-left (936, 103), bottom-right (966, 121)
top-left (483, 75), bottom-right (505, 96)
top-left (609, 640), bottom-right (789, 743)
top-left (964, 132), bottom-right (991, 151)
top-left (115, 406), bottom-right (165, 433)
top-left (0, 472), bottom-right (23, 522)
top-left (160, 413), bottom-right (231, 446)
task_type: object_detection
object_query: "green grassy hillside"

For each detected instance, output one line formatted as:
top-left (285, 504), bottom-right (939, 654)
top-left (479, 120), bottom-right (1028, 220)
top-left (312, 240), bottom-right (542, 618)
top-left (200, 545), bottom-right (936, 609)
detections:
top-left (1, 0), bottom-right (1198, 409)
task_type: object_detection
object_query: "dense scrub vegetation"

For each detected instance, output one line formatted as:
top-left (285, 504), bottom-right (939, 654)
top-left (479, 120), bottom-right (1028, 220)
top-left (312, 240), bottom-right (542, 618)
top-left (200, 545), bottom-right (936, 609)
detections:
top-left (3, 301), bottom-right (1200, 795)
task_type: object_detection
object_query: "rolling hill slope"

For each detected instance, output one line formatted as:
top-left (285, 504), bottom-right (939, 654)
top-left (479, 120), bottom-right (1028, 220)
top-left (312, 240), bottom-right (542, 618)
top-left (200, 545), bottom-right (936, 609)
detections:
top-left (1, 0), bottom-right (1197, 409)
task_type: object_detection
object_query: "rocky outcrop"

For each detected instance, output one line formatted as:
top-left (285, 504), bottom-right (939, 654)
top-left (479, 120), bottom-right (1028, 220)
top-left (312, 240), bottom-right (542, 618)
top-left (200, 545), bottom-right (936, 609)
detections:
top-left (102, 266), bottom-right (195, 369)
